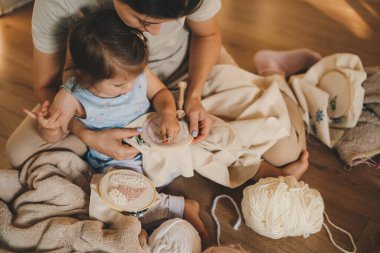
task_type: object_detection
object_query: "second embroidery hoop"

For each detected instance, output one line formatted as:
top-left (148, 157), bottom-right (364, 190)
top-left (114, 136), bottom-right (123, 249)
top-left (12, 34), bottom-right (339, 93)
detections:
top-left (318, 70), bottom-right (353, 119)
top-left (98, 169), bottom-right (160, 217)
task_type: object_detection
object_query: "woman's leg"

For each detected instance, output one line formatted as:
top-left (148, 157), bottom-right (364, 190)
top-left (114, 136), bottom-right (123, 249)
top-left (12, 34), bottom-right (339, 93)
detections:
top-left (255, 92), bottom-right (309, 180)
top-left (252, 48), bottom-right (321, 179)
top-left (6, 105), bottom-right (87, 167)
top-left (253, 150), bottom-right (309, 180)
top-left (262, 91), bottom-right (306, 167)
top-left (253, 48), bottom-right (322, 77)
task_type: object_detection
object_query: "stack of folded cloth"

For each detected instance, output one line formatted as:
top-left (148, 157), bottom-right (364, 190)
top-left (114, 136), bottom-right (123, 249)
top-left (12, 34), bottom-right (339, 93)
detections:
top-left (335, 67), bottom-right (380, 167)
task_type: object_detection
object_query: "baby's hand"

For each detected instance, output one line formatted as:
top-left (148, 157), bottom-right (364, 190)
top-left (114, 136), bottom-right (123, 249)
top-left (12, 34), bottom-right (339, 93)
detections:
top-left (23, 100), bottom-right (65, 132)
top-left (160, 113), bottom-right (180, 144)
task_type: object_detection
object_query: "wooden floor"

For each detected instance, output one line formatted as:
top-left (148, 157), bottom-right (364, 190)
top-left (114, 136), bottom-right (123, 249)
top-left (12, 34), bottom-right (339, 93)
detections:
top-left (0, 1), bottom-right (379, 253)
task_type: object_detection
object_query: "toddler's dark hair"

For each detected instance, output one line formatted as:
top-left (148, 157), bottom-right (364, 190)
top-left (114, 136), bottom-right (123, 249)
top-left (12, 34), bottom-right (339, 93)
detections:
top-left (118, 0), bottom-right (203, 19)
top-left (68, 9), bottom-right (148, 87)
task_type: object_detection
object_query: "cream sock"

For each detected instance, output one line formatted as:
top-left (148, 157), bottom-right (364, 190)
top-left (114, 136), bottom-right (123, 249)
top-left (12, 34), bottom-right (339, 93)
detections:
top-left (253, 48), bottom-right (322, 77)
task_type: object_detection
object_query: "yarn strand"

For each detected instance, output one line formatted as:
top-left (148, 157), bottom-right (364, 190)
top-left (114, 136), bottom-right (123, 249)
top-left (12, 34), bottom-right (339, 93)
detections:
top-left (211, 194), bottom-right (242, 246)
top-left (344, 157), bottom-right (380, 171)
top-left (322, 212), bottom-right (357, 253)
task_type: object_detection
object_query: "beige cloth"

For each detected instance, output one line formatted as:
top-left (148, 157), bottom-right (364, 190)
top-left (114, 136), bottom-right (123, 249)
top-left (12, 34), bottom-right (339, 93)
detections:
top-left (290, 53), bottom-right (367, 148)
top-left (125, 65), bottom-right (292, 188)
top-left (0, 151), bottom-right (148, 253)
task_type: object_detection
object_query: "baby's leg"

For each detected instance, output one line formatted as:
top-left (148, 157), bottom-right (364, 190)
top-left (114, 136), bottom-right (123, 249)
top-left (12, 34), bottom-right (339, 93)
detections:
top-left (6, 105), bottom-right (87, 167)
top-left (140, 194), bottom-right (208, 239)
top-left (183, 199), bottom-right (208, 239)
top-left (140, 193), bottom-right (184, 229)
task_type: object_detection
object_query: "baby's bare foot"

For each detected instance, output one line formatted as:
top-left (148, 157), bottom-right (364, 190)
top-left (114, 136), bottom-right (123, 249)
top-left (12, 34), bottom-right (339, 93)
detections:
top-left (183, 199), bottom-right (208, 239)
top-left (281, 150), bottom-right (309, 179)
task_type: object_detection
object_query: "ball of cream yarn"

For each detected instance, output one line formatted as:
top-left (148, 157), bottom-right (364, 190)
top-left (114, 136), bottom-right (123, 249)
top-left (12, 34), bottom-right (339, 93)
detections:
top-left (242, 176), bottom-right (324, 239)
top-left (149, 218), bottom-right (201, 253)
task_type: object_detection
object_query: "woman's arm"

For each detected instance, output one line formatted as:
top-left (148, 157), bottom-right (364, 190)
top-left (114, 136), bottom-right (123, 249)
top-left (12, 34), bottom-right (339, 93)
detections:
top-left (33, 47), bottom-right (67, 103)
top-left (185, 16), bottom-right (221, 143)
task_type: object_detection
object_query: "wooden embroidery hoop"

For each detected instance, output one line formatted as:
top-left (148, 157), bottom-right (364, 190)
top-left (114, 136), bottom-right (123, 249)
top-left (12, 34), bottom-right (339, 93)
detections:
top-left (98, 169), bottom-right (160, 217)
top-left (124, 81), bottom-right (193, 150)
top-left (125, 112), bottom-right (193, 150)
top-left (318, 70), bottom-right (353, 119)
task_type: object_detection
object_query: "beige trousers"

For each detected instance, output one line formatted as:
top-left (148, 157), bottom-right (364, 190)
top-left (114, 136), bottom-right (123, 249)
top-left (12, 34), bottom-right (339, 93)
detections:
top-left (5, 47), bottom-right (304, 168)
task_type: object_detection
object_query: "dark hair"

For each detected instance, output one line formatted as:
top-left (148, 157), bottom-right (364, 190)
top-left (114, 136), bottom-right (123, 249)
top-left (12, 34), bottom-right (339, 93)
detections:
top-left (118, 0), bottom-right (203, 19)
top-left (68, 9), bottom-right (148, 87)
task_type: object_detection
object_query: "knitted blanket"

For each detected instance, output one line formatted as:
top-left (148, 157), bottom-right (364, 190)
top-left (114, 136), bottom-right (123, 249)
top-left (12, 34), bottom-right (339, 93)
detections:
top-left (0, 151), bottom-right (148, 253)
top-left (335, 67), bottom-right (380, 166)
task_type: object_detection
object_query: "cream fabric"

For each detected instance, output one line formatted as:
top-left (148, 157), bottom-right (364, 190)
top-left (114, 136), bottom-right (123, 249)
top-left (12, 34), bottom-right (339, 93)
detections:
top-left (125, 65), bottom-right (292, 188)
top-left (290, 53), bottom-right (366, 147)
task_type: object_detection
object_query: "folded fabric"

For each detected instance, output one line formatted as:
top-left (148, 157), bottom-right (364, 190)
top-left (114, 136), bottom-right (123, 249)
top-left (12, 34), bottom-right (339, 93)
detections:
top-left (290, 53), bottom-right (367, 147)
top-left (362, 67), bottom-right (380, 117)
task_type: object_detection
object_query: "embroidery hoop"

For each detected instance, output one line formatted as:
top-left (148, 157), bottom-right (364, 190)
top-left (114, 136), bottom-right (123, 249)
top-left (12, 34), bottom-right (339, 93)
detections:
top-left (317, 70), bottom-right (353, 119)
top-left (126, 112), bottom-right (193, 150)
top-left (98, 169), bottom-right (160, 217)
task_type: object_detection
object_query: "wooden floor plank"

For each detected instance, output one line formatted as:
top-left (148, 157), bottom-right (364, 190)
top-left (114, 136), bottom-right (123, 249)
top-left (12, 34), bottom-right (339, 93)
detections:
top-left (357, 221), bottom-right (380, 253)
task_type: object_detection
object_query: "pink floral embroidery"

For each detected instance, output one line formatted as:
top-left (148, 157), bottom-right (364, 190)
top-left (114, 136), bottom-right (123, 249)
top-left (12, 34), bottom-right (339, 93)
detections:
top-left (117, 185), bottom-right (146, 202)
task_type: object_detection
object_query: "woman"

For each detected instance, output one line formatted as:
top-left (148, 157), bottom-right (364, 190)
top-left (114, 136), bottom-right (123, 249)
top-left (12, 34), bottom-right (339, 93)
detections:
top-left (7, 0), bottom-right (221, 167)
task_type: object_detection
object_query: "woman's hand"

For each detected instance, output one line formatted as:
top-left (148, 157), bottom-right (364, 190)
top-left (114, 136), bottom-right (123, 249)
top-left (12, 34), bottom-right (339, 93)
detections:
top-left (89, 128), bottom-right (141, 160)
top-left (69, 118), bottom-right (141, 160)
top-left (160, 113), bottom-right (180, 144)
top-left (185, 97), bottom-right (212, 144)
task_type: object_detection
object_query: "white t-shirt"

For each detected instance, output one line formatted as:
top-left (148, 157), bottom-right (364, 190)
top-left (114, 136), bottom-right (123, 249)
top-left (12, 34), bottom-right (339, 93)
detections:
top-left (32, 0), bottom-right (221, 80)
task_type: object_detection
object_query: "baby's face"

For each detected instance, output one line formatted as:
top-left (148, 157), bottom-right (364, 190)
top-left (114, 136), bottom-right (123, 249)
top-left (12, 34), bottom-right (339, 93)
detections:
top-left (89, 75), bottom-right (135, 98)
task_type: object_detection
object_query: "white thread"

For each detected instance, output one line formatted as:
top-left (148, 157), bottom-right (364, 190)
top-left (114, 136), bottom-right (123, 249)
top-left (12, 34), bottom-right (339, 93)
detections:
top-left (211, 194), bottom-right (242, 246)
top-left (241, 176), bottom-right (356, 253)
top-left (322, 212), bottom-right (357, 253)
top-left (345, 157), bottom-right (380, 171)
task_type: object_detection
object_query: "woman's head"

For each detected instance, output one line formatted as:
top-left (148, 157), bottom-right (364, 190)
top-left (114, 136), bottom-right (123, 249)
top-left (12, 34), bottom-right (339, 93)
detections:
top-left (113, 0), bottom-right (203, 35)
top-left (68, 9), bottom-right (148, 94)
